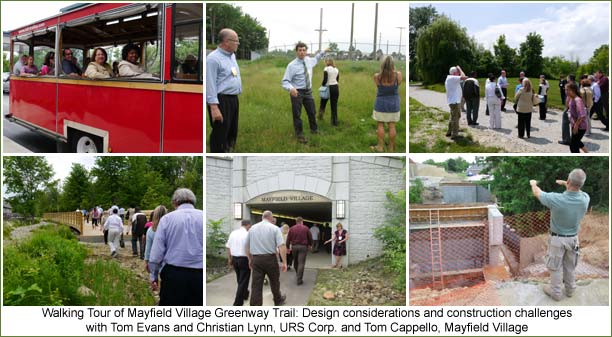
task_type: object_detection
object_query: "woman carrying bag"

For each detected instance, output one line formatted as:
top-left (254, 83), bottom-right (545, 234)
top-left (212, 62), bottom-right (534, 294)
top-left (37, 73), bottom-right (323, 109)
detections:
top-left (318, 58), bottom-right (340, 126)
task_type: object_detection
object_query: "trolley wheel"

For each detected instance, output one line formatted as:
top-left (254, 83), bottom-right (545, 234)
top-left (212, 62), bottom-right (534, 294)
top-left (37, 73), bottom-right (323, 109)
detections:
top-left (70, 130), bottom-right (103, 153)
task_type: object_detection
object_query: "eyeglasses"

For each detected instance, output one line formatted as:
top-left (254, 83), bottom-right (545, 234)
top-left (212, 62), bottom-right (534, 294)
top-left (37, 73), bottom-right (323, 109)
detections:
top-left (228, 39), bottom-right (240, 44)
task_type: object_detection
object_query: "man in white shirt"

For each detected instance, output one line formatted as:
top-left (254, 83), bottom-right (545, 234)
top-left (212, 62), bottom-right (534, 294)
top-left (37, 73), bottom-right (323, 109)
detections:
top-left (445, 65), bottom-right (468, 139)
top-left (309, 223), bottom-right (321, 253)
top-left (498, 70), bottom-right (509, 111)
top-left (104, 208), bottom-right (124, 257)
top-left (226, 219), bottom-right (252, 306)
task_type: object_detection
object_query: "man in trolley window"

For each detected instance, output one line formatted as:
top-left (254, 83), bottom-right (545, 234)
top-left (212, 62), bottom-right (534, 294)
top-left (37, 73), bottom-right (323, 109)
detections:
top-left (529, 169), bottom-right (590, 301)
top-left (206, 28), bottom-right (242, 153)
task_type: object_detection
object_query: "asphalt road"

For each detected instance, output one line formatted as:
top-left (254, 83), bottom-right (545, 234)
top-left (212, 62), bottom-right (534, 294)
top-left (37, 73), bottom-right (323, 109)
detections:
top-left (3, 93), bottom-right (58, 153)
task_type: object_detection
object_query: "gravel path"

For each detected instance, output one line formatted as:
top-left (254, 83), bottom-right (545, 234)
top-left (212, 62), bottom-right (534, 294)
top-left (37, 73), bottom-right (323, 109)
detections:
top-left (410, 86), bottom-right (609, 153)
top-left (5, 222), bottom-right (49, 242)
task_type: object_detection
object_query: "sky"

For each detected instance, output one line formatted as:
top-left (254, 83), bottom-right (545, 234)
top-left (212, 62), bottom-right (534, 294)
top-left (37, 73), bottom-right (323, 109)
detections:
top-left (411, 2), bottom-right (610, 62)
top-left (409, 154), bottom-right (477, 164)
top-left (2, 155), bottom-right (95, 196)
top-left (1, 1), bottom-right (71, 31)
top-left (233, 2), bottom-right (408, 53)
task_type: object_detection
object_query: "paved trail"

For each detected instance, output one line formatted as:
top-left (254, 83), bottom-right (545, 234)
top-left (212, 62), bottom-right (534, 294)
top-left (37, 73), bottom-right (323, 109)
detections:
top-left (410, 86), bottom-right (609, 153)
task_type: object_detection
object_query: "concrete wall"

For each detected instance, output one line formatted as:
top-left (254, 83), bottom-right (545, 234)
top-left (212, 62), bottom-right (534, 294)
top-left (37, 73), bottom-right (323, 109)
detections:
top-left (246, 157), bottom-right (332, 186)
top-left (441, 185), bottom-right (493, 204)
top-left (206, 157), bottom-right (233, 233)
top-left (206, 156), bottom-right (405, 266)
top-left (348, 157), bottom-right (404, 263)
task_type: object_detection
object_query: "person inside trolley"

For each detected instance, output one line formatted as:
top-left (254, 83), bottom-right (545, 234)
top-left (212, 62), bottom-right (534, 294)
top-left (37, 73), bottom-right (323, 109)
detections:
top-left (118, 43), bottom-right (156, 79)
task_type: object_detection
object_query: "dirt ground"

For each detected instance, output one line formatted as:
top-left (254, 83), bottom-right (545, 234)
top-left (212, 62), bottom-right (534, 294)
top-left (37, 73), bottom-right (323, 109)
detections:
top-left (409, 213), bottom-right (609, 306)
top-left (84, 242), bottom-right (160, 303)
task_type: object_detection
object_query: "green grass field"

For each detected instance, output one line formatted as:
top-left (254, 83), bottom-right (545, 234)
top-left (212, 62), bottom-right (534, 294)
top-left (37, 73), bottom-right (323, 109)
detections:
top-left (423, 77), bottom-right (567, 110)
top-left (206, 56), bottom-right (406, 153)
top-left (408, 98), bottom-right (502, 153)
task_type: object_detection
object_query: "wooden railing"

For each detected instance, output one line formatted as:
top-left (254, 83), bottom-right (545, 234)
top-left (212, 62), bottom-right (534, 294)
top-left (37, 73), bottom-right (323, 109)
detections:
top-left (43, 212), bottom-right (84, 234)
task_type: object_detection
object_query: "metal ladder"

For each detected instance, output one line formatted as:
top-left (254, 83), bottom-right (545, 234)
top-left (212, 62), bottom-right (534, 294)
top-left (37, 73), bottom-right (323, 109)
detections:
top-left (429, 209), bottom-right (444, 290)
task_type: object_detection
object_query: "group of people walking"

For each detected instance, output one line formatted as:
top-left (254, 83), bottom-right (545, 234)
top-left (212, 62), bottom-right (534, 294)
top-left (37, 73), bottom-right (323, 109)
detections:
top-left (445, 66), bottom-right (609, 152)
top-left (207, 28), bottom-right (402, 153)
top-left (90, 188), bottom-right (203, 306)
top-left (225, 210), bottom-right (349, 306)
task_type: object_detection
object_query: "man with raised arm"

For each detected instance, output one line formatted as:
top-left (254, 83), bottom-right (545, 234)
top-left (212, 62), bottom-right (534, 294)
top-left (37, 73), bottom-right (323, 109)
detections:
top-left (530, 169), bottom-right (590, 301)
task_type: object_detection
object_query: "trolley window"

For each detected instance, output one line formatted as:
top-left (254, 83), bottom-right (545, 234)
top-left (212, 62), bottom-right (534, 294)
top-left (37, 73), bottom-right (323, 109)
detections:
top-left (60, 3), bottom-right (162, 81)
top-left (11, 27), bottom-right (57, 76)
top-left (172, 3), bottom-right (202, 82)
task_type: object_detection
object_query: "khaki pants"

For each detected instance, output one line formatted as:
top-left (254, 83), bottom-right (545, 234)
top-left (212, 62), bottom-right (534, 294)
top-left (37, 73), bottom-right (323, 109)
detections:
top-left (447, 103), bottom-right (461, 137)
top-left (546, 235), bottom-right (579, 298)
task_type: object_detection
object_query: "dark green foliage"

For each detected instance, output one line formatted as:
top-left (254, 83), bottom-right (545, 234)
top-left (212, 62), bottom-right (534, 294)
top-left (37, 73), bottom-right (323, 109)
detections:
top-left (4, 225), bottom-right (156, 306)
top-left (519, 32), bottom-right (544, 77)
top-left (206, 218), bottom-right (228, 257)
top-left (409, 179), bottom-right (424, 204)
top-left (206, 4), bottom-right (268, 59)
top-left (409, 5), bottom-right (439, 64)
top-left (3, 157), bottom-right (54, 219)
top-left (484, 157), bottom-right (608, 214)
top-left (374, 187), bottom-right (406, 290)
top-left (3, 225), bottom-right (87, 305)
top-left (59, 164), bottom-right (92, 211)
top-left (415, 16), bottom-right (475, 84)
top-left (494, 35), bottom-right (518, 75)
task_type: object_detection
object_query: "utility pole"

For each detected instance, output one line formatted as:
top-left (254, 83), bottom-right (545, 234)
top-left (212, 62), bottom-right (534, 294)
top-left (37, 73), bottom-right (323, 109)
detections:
top-left (349, 3), bottom-right (355, 60)
top-left (378, 32), bottom-right (382, 53)
top-left (372, 3), bottom-right (378, 56)
top-left (315, 8), bottom-right (327, 52)
top-left (386, 40), bottom-right (389, 55)
top-left (396, 26), bottom-right (405, 58)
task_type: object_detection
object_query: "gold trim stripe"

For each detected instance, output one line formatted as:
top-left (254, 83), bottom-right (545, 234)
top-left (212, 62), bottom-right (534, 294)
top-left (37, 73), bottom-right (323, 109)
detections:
top-left (10, 76), bottom-right (202, 93)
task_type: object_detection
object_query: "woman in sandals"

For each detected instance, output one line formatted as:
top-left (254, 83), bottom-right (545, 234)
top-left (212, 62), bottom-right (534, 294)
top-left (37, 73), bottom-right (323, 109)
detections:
top-left (372, 56), bottom-right (402, 152)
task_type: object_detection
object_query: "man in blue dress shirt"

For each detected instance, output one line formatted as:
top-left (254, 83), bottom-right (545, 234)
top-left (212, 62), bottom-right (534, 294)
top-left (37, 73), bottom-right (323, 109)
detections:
top-left (149, 188), bottom-right (203, 306)
top-left (282, 42), bottom-right (327, 144)
top-left (206, 29), bottom-right (242, 153)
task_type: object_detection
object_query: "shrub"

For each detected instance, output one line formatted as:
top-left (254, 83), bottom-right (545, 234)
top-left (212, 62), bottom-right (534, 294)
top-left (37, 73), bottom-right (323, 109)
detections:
top-left (374, 190), bottom-right (406, 290)
top-left (206, 218), bottom-right (228, 257)
top-left (3, 225), bottom-right (87, 305)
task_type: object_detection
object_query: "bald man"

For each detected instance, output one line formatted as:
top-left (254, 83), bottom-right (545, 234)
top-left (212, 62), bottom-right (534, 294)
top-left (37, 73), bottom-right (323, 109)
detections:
top-left (206, 28), bottom-right (242, 153)
top-left (530, 169), bottom-right (590, 301)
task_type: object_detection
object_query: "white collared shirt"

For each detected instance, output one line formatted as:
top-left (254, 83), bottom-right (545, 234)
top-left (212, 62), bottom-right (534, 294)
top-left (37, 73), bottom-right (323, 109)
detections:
top-left (226, 226), bottom-right (249, 257)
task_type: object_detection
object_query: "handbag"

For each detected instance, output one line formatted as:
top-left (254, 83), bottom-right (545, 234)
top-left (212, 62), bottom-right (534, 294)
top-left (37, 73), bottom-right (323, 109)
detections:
top-left (319, 85), bottom-right (330, 99)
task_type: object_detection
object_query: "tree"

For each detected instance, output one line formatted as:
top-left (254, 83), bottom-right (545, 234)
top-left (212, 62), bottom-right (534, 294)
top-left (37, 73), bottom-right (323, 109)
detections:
top-left (493, 35), bottom-right (518, 75)
top-left (328, 42), bottom-right (339, 53)
top-left (409, 5), bottom-right (438, 63)
top-left (483, 157), bottom-right (608, 214)
top-left (206, 4), bottom-right (268, 59)
top-left (90, 157), bottom-right (128, 207)
top-left (589, 44), bottom-right (609, 74)
top-left (476, 48), bottom-right (499, 77)
top-left (415, 16), bottom-right (475, 84)
top-left (543, 56), bottom-right (578, 79)
top-left (519, 32), bottom-right (544, 77)
top-left (60, 164), bottom-right (92, 211)
top-left (3, 157), bottom-right (54, 219)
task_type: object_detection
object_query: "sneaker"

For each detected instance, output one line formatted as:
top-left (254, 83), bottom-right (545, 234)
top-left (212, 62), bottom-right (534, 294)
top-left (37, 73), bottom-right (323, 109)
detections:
top-left (274, 294), bottom-right (286, 306)
top-left (543, 285), bottom-right (562, 301)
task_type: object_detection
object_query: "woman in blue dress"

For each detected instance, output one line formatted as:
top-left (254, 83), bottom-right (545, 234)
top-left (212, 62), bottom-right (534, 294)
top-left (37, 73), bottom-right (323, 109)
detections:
top-left (372, 56), bottom-right (402, 152)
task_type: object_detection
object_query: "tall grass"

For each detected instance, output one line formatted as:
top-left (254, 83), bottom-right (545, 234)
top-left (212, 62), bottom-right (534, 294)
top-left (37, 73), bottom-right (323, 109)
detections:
top-left (206, 55), bottom-right (406, 153)
top-left (3, 224), bottom-right (155, 305)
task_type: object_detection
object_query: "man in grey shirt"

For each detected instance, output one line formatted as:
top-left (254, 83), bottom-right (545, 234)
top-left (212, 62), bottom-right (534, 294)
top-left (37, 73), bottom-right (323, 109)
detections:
top-left (246, 210), bottom-right (287, 306)
top-left (282, 42), bottom-right (327, 144)
top-left (530, 169), bottom-right (590, 301)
